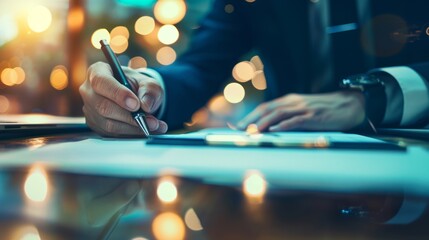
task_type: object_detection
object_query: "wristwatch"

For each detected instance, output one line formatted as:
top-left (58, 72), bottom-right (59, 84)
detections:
top-left (340, 73), bottom-right (387, 127)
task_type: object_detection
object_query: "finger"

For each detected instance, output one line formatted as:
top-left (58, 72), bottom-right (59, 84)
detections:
top-left (137, 77), bottom-right (164, 113)
top-left (268, 113), bottom-right (313, 132)
top-left (255, 107), bottom-right (307, 132)
top-left (152, 120), bottom-right (168, 134)
top-left (88, 62), bottom-right (140, 112)
top-left (237, 100), bottom-right (286, 130)
top-left (83, 92), bottom-right (138, 127)
top-left (83, 106), bottom-right (145, 137)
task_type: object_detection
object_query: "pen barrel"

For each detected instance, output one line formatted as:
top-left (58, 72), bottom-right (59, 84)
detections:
top-left (99, 40), bottom-right (133, 91)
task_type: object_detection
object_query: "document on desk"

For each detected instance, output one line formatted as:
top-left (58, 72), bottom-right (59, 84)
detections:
top-left (147, 128), bottom-right (405, 150)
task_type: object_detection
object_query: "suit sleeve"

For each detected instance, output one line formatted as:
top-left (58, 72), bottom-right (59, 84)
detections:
top-left (155, 0), bottom-right (252, 129)
top-left (369, 63), bottom-right (429, 127)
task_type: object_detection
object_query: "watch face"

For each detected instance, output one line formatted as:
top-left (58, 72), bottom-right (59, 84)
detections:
top-left (341, 74), bottom-right (383, 90)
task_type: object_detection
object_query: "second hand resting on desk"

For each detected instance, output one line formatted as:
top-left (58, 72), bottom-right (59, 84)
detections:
top-left (99, 39), bottom-right (150, 137)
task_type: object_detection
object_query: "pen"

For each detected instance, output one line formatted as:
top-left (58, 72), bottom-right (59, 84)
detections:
top-left (99, 39), bottom-right (150, 137)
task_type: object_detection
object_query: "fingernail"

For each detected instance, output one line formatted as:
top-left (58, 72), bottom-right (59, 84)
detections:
top-left (142, 95), bottom-right (155, 112)
top-left (125, 98), bottom-right (138, 111)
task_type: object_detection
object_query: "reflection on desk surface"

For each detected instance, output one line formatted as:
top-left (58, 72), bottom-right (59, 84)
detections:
top-left (0, 167), bottom-right (429, 240)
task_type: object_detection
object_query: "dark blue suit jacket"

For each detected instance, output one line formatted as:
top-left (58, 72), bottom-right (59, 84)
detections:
top-left (157, 0), bottom-right (429, 129)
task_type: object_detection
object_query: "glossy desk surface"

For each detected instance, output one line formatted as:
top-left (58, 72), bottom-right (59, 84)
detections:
top-left (0, 132), bottom-right (429, 240)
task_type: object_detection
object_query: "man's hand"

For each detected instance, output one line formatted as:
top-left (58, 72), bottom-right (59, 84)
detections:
top-left (237, 91), bottom-right (366, 132)
top-left (79, 62), bottom-right (168, 137)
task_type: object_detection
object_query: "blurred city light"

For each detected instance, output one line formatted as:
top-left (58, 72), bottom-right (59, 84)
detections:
top-left (243, 171), bottom-right (267, 199)
top-left (251, 70), bottom-right (267, 90)
top-left (157, 179), bottom-right (178, 203)
top-left (208, 94), bottom-right (232, 115)
top-left (156, 46), bottom-right (177, 65)
top-left (27, 5), bottom-right (52, 33)
top-left (158, 24), bottom-right (179, 45)
top-left (50, 65), bottom-right (69, 91)
top-left (110, 35), bottom-right (129, 54)
top-left (68, 7), bottom-right (85, 32)
top-left (232, 61), bottom-right (256, 83)
top-left (91, 28), bottom-right (110, 49)
top-left (154, 0), bottom-right (187, 25)
top-left (184, 208), bottom-right (203, 231)
top-left (128, 56), bottom-right (148, 69)
top-left (224, 82), bottom-right (245, 104)
top-left (135, 16), bottom-right (156, 36)
top-left (24, 166), bottom-right (48, 202)
top-left (152, 212), bottom-right (186, 240)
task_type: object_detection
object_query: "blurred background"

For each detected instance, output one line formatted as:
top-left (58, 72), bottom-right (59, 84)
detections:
top-left (0, 0), bottom-right (266, 129)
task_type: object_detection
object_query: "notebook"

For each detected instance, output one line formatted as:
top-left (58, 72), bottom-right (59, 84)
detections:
top-left (0, 114), bottom-right (89, 138)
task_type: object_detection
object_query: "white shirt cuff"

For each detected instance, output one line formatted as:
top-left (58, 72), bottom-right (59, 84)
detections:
top-left (372, 66), bottom-right (429, 126)
top-left (137, 68), bottom-right (166, 120)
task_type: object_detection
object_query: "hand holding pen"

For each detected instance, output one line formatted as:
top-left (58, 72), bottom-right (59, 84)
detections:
top-left (79, 41), bottom-right (168, 137)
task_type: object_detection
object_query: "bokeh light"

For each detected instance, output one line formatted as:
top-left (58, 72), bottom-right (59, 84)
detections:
top-left (50, 66), bottom-right (68, 90)
top-left (152, 212), bottom-right (185, 240)
top-left (111, 26), bottom-right (130, 39)
top-left (208, 94), bottom-right (232, 115)
top-left (158, 24), bottom-right (179, 45)
top-left (156, 46), bottom-right (177, 65)
top-left (91, 28), bottom-right (110, 49)
top-left (110, 35), bottom-right (129, 54)
top-left (224, 4), bottom-right (234, 14)
top-left (157, 179), bottom-right (178, 203)
top-left (0, 95), bottom-right (10, 113)
top-left (184, 208), bottom-right (203, 231)
top-left (243, 171), bottom-right (267, 199)
top-left (135, 16), bottom-right (156, 36)
top-left (68, 7), bottom-right (85, 32)
top-left (251, 70), bottom-right (267, 90)
top-left (128, 56), bottom-right (148, 69)
top-left (1, 68), bottom-right (18, 86)
top-left (27, 5), bottom-right (52, 33)
top-left (224, 82), bottom-right (245, 104)
top-left (250, 55), bottom-right (264, 70)
top-left (24, 166), bottom-right (48, 202)
top-left (154, 0), bottom-right (187, 25)
top-left (232, 61), bottom-right (256, 82)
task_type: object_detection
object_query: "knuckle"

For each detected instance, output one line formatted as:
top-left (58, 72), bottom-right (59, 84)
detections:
top-left (95, 99), bottom-right (112, 117)
top-left (104, 119), bottom-right (118, 133)
top-left (90, 74), bottom-right (104, 90)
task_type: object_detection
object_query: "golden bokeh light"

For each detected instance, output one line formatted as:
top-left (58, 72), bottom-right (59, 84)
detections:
top-left (91, 28), bottom-right (110, 49)
top-left (24, 166), bottom-right (48, 202)
top-left (128, 56), bottom-right (148, 69)
top-left (224, 82), bottom-right (245, 104)
top-left (157, 179), bottom-right (178, 203)
top-left (68, 7), bottom-right (85, 32)
top-left (10, 225), bottom-right (41, 240)
top-left (0, 95), bottom-right (10, 113)
top-left (156, 46), bottom-right (177, 65)
top-left (110, 35), bottom-right (129, 54)
top-left (158, 24), bottom-right (179, 45)
top-left (208, 94), bottom-right (232, 115)
top-left (251, 70), bottom-right (267, 90)
top-left (14, 67), bottom-right (26, 85)
top-left (1, 68), bottom-right (18, 86)
top-left (131, 237), bottom-right (149, 240)
top-left (246, 124), bottom-right (260, 135)
top-left (232, 61), bottom-right (256, 82)
top-left (154, 0), bottom-right (187, 25)
top-left (152, 212), bottom-right (185, 240)
top-left (135, 16), bottom-right (156, 36)
top-left (111, 26), bottom-right (130, 39)
top-left (250, 55), bottom-right (264, 70)
top-left (243, 171), bottom-right (267, 199)
top-left (27, 5), bottom-right (52, 33)
top-left (50, 66), bottom-right (68, 90)
top-left (184, 208), bottom-right (203, 231)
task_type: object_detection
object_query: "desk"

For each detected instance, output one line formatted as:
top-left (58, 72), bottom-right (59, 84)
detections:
top-left (0, 132), bottom-right (429, 240)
